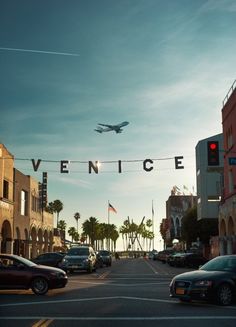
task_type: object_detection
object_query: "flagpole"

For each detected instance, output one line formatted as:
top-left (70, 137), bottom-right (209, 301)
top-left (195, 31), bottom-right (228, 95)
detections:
top-left (152, 200), bottom-right (154, 249)
top-left (108, 200), bottom-right (110, 224)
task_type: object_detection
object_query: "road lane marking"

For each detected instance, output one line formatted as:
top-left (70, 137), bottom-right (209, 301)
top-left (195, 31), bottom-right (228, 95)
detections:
top-left (32, 319), bottom-right (53, 326)
top-left (1, 295), bottom-right (236, 310)
top-left (143, 258), bottom-right (159, 274)
top-left (1, 316), bottom-right (236, 321)
top-left (98, 271), bottom-right (110, 279)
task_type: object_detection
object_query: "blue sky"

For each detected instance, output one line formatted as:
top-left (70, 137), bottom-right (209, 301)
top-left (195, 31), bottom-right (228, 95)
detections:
top-left (1, 0), bottom-right (236, 250)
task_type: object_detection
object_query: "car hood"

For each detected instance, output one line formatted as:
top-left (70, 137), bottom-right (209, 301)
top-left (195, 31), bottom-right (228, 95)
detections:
top-left (173, 269), bottom-right (232, 281)
top-left (33, 264), bottom-right (66, 274)
top-left (64, 255), bottom-right (88, 260)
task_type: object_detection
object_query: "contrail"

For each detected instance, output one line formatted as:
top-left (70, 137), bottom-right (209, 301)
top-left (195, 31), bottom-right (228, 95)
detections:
top-left (0, 47), bottom-right (79, 57)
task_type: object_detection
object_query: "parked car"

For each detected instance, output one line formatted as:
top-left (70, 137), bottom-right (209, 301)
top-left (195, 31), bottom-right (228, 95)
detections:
top-left (180, 253), bottom-right (208, 268)
top-left (168, 252), bottom-right (208, 268)
top-left (170, 255), bottom-right (236, 305)
top-left (148, 250), bottom-right (158, 260)
top-left (157, 249), bottom-right (175, 263)
top-left (0, 254), bottom-right (68, 295)
top-left (32, 252), bottom-right (66, 268)
top-left (60, 246), bottom-right (97, 273)
top-left (167, 252), bottom-right (182, 266)
top-left (97, 250), bottom-right (112, 267)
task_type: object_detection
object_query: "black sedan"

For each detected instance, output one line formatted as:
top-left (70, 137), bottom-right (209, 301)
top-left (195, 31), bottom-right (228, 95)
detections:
top-left (0, 254), bottom-right (68, 295)
top-left (170, 255), bottom-right (236, 305)
top-left (168, 252), bottom-right (208, 268)
top-left (32, 252), bottom-right (66, 268)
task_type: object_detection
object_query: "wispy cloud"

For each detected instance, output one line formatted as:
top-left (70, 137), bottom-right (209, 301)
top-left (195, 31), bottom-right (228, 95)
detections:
top-left (0, 47), bottom-right (79, 57)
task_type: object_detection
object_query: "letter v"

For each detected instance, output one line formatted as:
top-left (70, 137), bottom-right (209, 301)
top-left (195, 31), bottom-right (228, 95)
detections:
top-left (31, 159), bottom-right (42, 172)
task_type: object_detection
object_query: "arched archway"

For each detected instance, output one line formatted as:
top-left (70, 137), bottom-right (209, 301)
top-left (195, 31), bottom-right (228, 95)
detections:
top-left (1, 220), bottom-right (13, 253)
top-left (175, 217), bottom-right (181, 238)
top-left (43, 230), bottom-right (49, 252)
top-left (30, 226), bottom-right (37, 258)
top-left (49, 230), bottom-right (54, 252)
top-left (227, 217), bottom-right (235, 255)
top-left (13, 227), bottom-right (21, 255)
top-left (37, 229), bottom-right (43, 254)
top-left (228, 217), bottom-right (234, 235)
top-left (219, 219), bottom-right (227, 255)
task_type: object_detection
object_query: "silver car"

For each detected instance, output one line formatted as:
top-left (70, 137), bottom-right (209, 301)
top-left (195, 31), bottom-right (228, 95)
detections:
top-left (61, 246), bottom-right (97, 273)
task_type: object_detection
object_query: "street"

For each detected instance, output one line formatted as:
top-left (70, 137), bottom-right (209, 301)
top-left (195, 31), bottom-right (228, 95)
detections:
top-left (0, 256), bottom-right (236, 326)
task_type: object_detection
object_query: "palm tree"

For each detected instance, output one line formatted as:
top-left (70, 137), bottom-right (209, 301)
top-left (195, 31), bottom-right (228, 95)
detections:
top-left (57, 220), bottom-right (67, 240)
top-left (68, 227), bottom-right (77, 243)
top-left (47, 199), bottom-right (64, 227)
top-left (74, 212), bottom-right (80, 234)
top-left (53, 200), bottom-right (63, 228)
top-left (82, 217), bottom-right (99, 248)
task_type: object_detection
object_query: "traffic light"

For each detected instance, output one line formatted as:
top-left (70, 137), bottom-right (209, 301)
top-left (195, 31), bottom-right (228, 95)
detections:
top-left (207, 141), bottom-right (219, 166)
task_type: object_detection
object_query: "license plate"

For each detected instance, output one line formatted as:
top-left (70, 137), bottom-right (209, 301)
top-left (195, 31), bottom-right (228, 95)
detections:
top-left (71, 265), bottom-right (78, 269)
top-left (176, 288), bottom-right (185, 295)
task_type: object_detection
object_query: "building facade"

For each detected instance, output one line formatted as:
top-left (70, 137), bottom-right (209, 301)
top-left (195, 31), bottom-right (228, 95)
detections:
top-left (219, 81), bottom-right (236, 255)
top-left (0, 144), bottom-right (14, 254)
top-left (165, 194), bottom-right (197, 248)
top-left (1, 143), bottom-right (60, 258)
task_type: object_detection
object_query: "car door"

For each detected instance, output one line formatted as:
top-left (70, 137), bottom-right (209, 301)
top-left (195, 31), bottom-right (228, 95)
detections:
top-left (0, 257), bottom-right (28, 289)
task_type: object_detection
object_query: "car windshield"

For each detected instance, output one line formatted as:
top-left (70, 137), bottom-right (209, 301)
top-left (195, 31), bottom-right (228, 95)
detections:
top-left (17, 256), bottom-right (37, 267)
top-left (99, 251), bottom-right (109, 255)
top-left (200, 256), bottom-right (236, 272)
top-left (67, 248), bottom-right (89, 256)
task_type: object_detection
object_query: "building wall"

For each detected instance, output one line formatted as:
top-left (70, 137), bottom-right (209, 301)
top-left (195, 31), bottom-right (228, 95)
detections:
top-left (13, 169), bottom-right (30, 256)
top-left (29, 176), bottom-right (54, 258)
top-left (165, 195), bottom-right (197, 247)
top-left (0, 144), bottom-right (14, 253)
top-left (219, 83), bottom-right (236, 255)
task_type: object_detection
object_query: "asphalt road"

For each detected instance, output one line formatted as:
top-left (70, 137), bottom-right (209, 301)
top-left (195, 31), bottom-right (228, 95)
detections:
top-left (0, 256), bottom-right (236, 327)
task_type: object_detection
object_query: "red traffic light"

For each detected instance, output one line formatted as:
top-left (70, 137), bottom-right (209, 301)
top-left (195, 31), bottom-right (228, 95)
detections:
top-left (209, 142), bottom-right (217, 150)
top-left (207, 141), bottom-right (219, 166)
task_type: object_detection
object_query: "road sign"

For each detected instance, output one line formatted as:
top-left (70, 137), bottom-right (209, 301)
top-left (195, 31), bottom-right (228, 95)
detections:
top-left (229, 157), bottom-right (236, 165)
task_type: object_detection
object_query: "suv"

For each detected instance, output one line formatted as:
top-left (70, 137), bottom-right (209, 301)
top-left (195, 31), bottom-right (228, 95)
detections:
top-left (61, 246), bottom-right (97, 273)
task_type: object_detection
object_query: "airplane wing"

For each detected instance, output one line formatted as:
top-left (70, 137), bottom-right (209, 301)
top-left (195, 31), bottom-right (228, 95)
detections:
top-left (98, 123), bottom-right (114, 128)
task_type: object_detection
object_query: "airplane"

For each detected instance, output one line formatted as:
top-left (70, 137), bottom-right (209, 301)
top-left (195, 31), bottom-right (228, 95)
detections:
top-left (94, 121), bottom-right (129, 134)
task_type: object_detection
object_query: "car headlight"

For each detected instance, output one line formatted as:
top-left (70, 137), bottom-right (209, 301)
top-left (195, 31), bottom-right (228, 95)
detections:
top-left (62, 258), bottom-right (68, 263)
top-left (83, 259), bottom-right (89, 263)
top-left (50, 272), bottom-right (64, 278)
top-left (194, 280), bottom-right (213, 286)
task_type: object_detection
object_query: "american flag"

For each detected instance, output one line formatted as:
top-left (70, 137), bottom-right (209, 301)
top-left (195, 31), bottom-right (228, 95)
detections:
top-left (108, 203), bottom-right (117, 213)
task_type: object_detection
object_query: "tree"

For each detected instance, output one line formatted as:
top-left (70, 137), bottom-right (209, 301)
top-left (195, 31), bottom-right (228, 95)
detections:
top-left (198, 218), bottom-right (218, 245)
top-left (47, 199), bottom-right (63, 227)
top-left (57, 220), bottom-right (67, 240)
top-left (68, 227), bottom-right (77, 243)
top-left (58, 220), bottom-right (67, 232)
top-left (181, 206), bottom-right (219, 248)
top-left (181, 206), bottom-right (198, 249)
top-left (82, 217), bottom-right (99, 247)
top-left (74, 212), bottom-right (80, 234)
top-left (53, 200), bottom-right (63, 228)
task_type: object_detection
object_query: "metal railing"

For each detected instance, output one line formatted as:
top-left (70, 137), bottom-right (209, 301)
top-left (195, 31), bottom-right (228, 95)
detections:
top-left (222, 79), bottom-right (236, 107)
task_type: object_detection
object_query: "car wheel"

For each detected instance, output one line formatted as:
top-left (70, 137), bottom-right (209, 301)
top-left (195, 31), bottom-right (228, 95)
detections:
top-left (31, 277), bottom-right (49, 295)
top-left (216, 283), bottom-right (233, 306)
